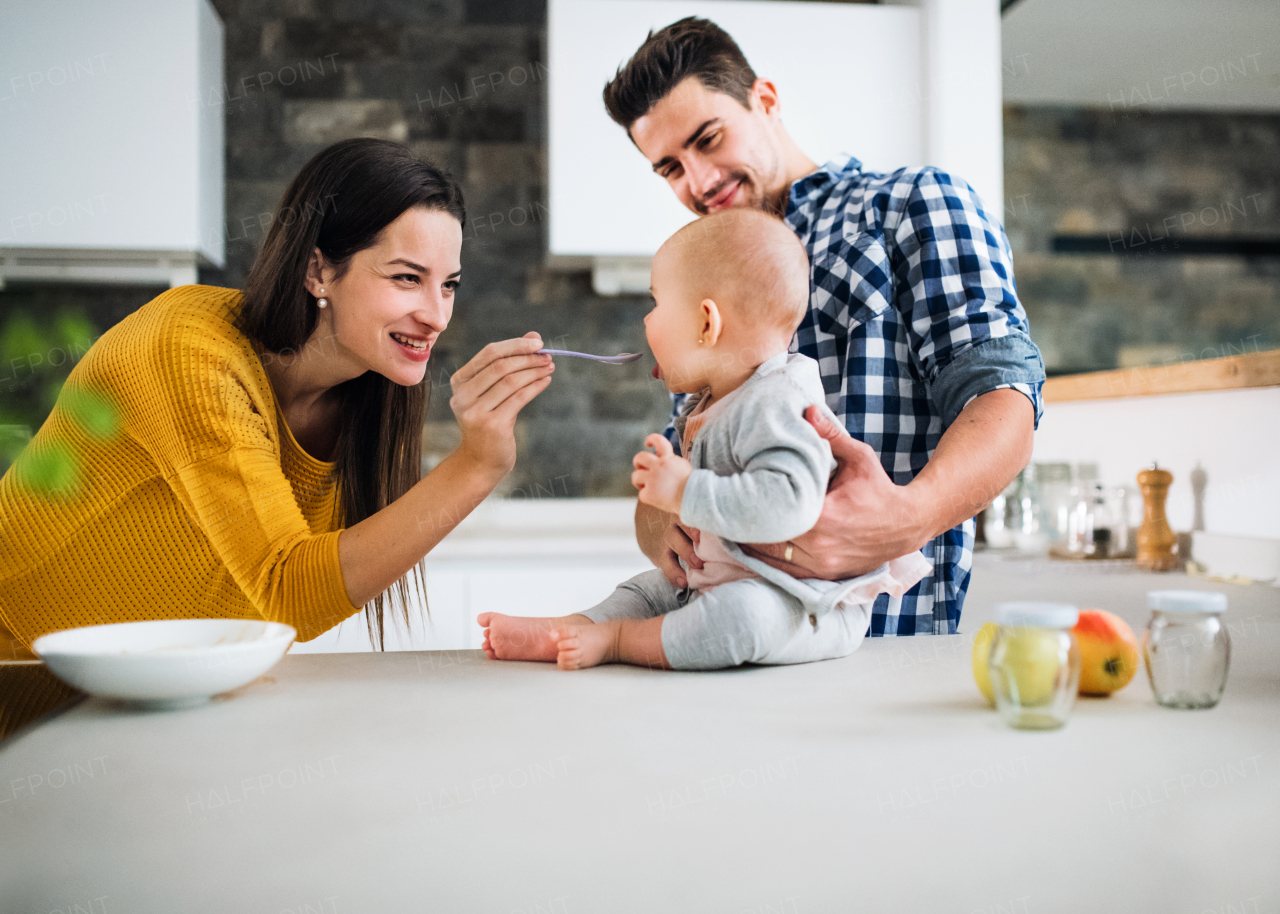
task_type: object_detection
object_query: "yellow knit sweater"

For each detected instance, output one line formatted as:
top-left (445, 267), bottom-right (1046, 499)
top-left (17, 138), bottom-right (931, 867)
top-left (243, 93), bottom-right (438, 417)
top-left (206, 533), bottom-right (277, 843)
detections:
top-left (0, 285), bottom-right (361, 651)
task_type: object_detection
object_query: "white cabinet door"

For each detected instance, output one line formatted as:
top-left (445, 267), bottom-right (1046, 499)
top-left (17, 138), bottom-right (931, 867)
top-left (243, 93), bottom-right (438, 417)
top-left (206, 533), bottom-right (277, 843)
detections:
top-left (549, 0), bottom-right (926, 258)
top-left (463, 560), bottom-right (655, 648)
top-left (290, 559), bottom-right (654, 653)
top-left (0, 0), bottom-right (224, 267)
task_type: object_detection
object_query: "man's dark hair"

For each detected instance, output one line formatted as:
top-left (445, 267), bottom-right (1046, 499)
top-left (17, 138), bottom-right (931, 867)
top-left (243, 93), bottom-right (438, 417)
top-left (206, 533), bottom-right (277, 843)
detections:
top-left (603, 17), bottom-right (758, 133)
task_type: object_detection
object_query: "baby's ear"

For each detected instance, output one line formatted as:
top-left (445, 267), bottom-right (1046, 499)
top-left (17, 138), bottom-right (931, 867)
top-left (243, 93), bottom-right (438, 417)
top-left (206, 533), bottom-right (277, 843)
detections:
top-left (699, 298), bottom-right (723, 345)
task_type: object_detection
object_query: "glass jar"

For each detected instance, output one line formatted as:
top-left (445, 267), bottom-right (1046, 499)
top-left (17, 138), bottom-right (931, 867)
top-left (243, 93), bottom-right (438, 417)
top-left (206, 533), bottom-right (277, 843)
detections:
top-left (1033, 462), bottom-right (1073, 545)
top-left (982, 478), bottom-right (1018, 549)
top-left (988, 602), bottom-right (1082, 730)
top-left (1012, 470), bottom-right (1047, 554)
top-left (1143, 590), bottom-right (1230, 709)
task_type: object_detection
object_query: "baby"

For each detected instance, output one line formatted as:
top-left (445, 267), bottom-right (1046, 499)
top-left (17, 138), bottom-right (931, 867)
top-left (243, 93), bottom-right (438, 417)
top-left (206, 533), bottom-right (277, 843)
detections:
top-left (480, 209), bottom-right (929, 671)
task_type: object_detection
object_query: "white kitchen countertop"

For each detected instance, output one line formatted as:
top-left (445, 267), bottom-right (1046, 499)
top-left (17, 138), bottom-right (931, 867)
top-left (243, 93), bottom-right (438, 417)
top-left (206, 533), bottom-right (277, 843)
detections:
top-left (2, 556), bottom-right (1277, 911)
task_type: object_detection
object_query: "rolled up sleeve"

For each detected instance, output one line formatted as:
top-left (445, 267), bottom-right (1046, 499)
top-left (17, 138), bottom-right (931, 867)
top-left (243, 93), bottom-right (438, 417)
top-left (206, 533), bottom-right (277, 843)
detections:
top-left (930, 331), bottom-right (1045, 429)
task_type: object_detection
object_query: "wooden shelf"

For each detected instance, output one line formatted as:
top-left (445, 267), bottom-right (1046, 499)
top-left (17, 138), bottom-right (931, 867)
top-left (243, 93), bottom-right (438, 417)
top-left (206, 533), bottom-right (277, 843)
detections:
top-left (1044, 348), bottom-right (1280, 402)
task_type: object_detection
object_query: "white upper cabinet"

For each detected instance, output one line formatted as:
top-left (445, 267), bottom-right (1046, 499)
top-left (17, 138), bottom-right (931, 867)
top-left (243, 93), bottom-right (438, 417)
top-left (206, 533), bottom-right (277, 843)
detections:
top-left (0, 0), bottom-right (224, 288)
top-left (547, 0), bottom-right (1003, 291)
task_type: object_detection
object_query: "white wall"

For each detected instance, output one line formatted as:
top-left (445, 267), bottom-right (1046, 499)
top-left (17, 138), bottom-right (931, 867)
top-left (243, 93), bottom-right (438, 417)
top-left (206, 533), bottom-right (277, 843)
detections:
top-left (918, 0), bottom-right (1005, 219)
top-left (1002, 0), bottom-right (1280, 112)
top-left (1032, 387), bottom-right (1280, 540)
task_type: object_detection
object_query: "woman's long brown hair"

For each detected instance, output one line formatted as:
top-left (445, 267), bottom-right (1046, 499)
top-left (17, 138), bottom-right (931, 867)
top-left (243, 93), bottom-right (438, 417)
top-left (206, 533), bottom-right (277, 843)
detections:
top-left (235, 138), bottom-right (466, 649)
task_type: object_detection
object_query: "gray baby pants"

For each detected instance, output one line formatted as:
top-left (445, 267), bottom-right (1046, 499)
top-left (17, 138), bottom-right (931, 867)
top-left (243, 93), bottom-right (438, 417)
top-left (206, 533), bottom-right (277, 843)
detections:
top-left (581, 568), bottom-right (871, 670)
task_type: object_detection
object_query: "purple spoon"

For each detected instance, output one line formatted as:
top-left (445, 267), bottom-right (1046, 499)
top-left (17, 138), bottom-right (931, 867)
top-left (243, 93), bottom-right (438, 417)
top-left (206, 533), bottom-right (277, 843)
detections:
top-left (538, 348), bottom-right (643, 364)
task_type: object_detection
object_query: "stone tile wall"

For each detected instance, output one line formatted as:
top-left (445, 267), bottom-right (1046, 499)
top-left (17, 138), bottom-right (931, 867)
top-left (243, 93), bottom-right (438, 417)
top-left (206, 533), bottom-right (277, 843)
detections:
top-left (1004, 106), bottom-right (1280, 374)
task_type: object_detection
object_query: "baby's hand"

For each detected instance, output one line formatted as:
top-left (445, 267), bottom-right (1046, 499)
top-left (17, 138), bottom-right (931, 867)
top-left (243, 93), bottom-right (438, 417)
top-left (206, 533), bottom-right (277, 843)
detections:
top-left (632, 433), bottom-right (692, 516)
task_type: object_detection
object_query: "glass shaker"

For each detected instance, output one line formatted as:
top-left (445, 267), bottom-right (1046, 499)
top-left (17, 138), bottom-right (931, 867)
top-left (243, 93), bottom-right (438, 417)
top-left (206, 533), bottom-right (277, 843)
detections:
top-left (1106, 484), bottom-right (1138, 558)
top-left (1083, 482), bottom-right (1113, 558)
top-left (1143, 590), bottom-right (1230, 709)
top-left (988, 602), bottom-right (1082, 730)
top-left (1065, 464), bottom-right (1101, 554)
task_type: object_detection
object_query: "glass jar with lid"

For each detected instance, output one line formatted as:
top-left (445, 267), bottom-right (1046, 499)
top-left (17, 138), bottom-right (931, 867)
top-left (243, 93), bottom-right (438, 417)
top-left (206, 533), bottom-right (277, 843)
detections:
top-left (988, 602), bottom-right (1081, 730)
top-left (1143, 590), bottom-right (1230, 709)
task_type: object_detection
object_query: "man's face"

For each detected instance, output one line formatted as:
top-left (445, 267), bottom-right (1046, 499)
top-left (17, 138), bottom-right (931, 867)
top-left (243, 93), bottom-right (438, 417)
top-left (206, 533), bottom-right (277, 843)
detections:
top-left (630, 76), bottom-right (784, 216)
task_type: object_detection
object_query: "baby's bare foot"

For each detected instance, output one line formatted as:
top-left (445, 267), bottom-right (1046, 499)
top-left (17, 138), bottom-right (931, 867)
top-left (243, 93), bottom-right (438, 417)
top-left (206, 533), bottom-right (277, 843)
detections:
top-left (479, 613), bottom-right (580, 662)
top-left (553, 622), bottom-right (620, 670)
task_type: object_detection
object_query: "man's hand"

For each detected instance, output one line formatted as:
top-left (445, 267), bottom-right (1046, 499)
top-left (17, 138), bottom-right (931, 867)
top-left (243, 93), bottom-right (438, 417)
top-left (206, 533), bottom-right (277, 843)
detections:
top-left (740, 389), bottom-right (1034, 581)
top-left (632, 434), bottom-right (693, 516)
top-left (660, 520), bottom-right (701, 590)
top-left (634, 501), bottom-right (703, 590)
top-left (739, 406), bottom-right (929, 580)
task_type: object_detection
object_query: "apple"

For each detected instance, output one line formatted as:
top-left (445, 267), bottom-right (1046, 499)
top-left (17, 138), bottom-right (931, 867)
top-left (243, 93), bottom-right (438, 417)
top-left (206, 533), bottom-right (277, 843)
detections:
top-left (1073, 609), bottom-right (1140, 695)
top-left (971, 622), bottom-right (997, 705)
top-left (989, 627), bottom-right (1065, 707)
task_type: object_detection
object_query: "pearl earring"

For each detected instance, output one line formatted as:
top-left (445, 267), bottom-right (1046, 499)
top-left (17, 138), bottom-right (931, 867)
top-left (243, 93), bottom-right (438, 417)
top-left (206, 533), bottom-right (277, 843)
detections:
top-left (317, 287), bottom-right (328, 309)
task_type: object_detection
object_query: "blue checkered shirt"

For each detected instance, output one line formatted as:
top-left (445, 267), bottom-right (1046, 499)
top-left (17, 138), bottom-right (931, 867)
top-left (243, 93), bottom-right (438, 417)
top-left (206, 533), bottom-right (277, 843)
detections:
top-left (662, 154), bottom-right (1045, 636)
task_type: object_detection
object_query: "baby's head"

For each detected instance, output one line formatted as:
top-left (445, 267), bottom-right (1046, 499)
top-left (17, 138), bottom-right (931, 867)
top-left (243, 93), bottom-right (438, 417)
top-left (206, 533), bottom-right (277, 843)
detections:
top-left (646, 209), bottom-right (809, 394)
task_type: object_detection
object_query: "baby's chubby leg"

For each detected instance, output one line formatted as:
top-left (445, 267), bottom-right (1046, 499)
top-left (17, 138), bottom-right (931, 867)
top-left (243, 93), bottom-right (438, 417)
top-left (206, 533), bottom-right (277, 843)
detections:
top-left (554, 616), bottom-right (670, 670)
top-left (557, 576), bottom-right (795, 671)
top-left (660, 577), bottom-right (865, 670)
top-left (478, 613), bottom-right (592, 661)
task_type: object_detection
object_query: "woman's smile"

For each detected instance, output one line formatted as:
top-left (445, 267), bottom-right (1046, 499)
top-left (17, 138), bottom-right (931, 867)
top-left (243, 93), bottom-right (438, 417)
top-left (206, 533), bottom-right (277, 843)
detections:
top-left (390, 330), bottom-right (432, 362)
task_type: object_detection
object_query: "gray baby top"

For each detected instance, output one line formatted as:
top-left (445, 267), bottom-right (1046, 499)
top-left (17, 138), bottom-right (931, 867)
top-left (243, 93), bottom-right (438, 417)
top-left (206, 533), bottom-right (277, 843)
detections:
top-left (677, 351), bottom-right (838, 545)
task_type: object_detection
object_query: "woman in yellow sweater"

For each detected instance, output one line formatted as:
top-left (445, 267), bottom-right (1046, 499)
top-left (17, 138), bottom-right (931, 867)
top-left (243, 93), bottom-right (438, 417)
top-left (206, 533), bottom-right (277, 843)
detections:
top-left (0, 138), bottom-right (555, 658)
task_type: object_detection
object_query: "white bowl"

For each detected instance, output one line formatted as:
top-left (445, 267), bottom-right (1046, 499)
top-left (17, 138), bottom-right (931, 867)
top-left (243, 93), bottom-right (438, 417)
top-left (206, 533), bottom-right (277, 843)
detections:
top-left (33, 619), bottom-right (296, 709)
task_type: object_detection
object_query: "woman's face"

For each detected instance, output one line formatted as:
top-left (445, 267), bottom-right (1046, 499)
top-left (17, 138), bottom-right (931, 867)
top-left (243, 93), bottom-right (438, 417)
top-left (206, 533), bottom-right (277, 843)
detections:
top-left (310, 206), bottom-right (462, 387)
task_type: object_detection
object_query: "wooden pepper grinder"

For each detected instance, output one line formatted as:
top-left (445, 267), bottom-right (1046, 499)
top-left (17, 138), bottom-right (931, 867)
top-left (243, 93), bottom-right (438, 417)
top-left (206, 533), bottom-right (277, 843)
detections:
top-left (1136, 464), bottom-right (1180, 571)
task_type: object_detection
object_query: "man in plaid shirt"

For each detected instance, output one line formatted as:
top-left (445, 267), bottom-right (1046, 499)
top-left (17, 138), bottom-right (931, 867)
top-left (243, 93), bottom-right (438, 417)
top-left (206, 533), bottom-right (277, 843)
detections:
top-left (606, 18), bottom-right (1045, 636)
